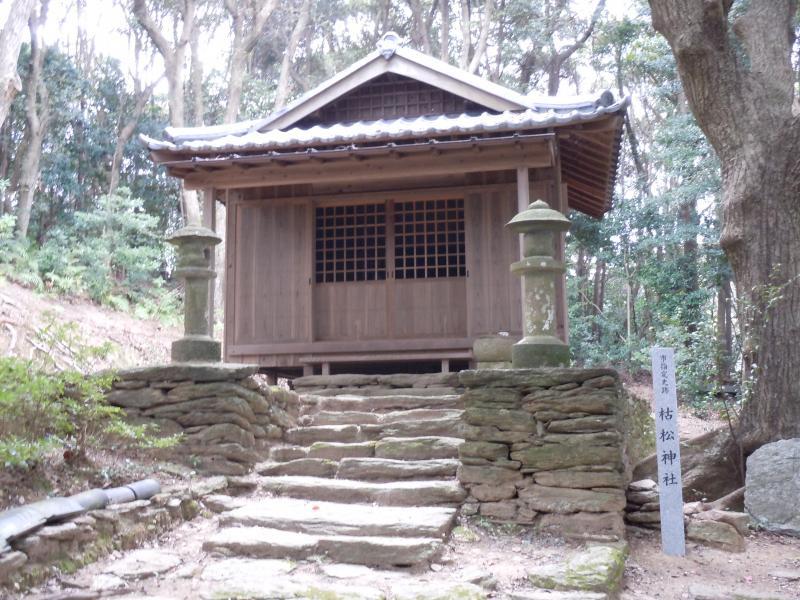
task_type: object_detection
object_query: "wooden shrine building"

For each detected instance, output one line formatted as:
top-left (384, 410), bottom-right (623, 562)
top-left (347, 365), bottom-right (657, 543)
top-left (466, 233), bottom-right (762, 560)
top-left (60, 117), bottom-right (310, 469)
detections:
top-left (143, 33), bottom-right (627, 378)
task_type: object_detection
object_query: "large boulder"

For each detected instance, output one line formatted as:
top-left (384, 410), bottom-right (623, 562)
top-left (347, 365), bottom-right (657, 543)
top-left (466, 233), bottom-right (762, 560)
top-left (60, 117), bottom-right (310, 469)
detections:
top-left (745, 438), bottom-right (800, 535)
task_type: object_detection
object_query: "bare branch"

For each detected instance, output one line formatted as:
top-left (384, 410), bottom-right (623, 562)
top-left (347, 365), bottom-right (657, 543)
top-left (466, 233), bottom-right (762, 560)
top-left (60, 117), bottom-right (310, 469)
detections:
top-left (467, 0), bottom-right (494, 74)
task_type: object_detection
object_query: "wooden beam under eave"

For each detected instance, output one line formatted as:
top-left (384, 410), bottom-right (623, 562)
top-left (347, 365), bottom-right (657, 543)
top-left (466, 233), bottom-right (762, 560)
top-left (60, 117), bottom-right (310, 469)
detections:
top-left (180, 144), bottom-right (552, 190)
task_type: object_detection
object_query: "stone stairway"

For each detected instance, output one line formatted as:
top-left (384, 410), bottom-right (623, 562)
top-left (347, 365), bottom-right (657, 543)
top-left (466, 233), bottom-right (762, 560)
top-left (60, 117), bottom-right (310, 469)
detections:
top-left (203, 385), bottom-right (468, 568)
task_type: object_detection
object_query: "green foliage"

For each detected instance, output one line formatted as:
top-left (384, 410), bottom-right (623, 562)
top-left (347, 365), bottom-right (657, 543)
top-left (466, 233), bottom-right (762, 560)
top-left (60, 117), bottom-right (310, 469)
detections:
top-left (0, 189), bottom-right (179, 322)
top-left (0, 315), bottom-right (179, 470)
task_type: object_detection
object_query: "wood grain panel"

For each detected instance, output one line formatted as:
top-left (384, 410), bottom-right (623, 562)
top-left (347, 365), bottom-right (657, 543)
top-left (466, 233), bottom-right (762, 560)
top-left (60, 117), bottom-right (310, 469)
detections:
top-left (232, 201), bottom-right (311, 346)
top-left (314, 282), bottom-right (388, 341)
top-left (392, 278), bottom-right (467, 338)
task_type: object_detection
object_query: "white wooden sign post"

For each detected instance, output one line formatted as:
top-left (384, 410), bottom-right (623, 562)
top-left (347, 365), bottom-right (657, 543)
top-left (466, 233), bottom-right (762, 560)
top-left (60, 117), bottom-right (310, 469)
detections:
top-left (651, 347), bottom-right (685, 556)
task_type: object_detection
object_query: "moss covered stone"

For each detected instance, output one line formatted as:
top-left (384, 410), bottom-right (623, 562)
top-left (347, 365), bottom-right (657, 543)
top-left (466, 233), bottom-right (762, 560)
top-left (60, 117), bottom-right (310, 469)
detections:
top-left (528, 544), bottom-right (627, 594)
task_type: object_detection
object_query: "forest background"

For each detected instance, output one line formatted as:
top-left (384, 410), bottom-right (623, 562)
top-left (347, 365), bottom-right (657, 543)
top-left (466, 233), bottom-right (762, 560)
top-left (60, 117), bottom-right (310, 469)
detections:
top-left (0, 0), bottom-right (734, 415)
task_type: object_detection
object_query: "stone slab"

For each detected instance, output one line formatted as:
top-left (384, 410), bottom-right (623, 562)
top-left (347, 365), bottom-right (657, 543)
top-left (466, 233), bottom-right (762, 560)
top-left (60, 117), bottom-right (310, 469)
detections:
top-left (103, 549), bottom-right (182, 580)
top-left (115, 363), bottom-right (258, 383)
top-left (519, 485), bottom-right (625, 513)
top-left (374, 436), bottom-right (462, 460)
top-left (219, 497), bottom-right (456, 538)
top-left (337, 458), bottom-right (459, 480)
top-left (307, 441), bottom-right (376, 460)
top-left (745, 438), bottom-right (800, 535)
top-left (256, 458), bottom-right (338, 478)
top-left (259, 475), bottom-right (466, 506)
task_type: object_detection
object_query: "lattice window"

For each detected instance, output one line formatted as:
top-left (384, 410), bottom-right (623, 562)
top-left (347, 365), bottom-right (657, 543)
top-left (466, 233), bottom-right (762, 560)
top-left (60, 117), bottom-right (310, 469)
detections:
top-left (315, 204), bottom-right (387, 283)
top-left (394, 199), bottom-right (466, 280)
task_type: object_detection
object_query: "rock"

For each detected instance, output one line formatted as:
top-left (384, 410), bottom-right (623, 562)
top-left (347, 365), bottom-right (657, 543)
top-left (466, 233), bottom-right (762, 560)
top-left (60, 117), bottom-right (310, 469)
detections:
top-left (472, 335), bottom-right (515, 362)
top-left (457, 465), bottom-right (522, 486)
top-left (107, 387), bottom-right (168, 409)
top-left (538, 512), bottom-right (626, 541)
top-left (202, 494), bottom-right (247, 513)
top-left (546, 416), bottom-right (618, 433)
top-left (270, 445), bottom-right (308, 461)
top-left (509, 591), bottom-right (607, 600)
top-left (628, 479), bottom-right (657, 492)
top-left (0, 550), bottom-right (27, 582)
top-left (104, 549), bottom-right (182, 580)
top-left (91, 573), bottom-right (127, 593)
top-left (374, 436), bottom-right (461, 460)
top-left (219, 497), bottom-right (456, 538)
top-left (768, 569), bottom-right (800, 581)
top-left (184, 422), bottom-right (254, 448)
top-left (686, 520), bottom-right (745, 552)
top-left (527, 544), bottom-right (626, 595)
top-left (259, 475), bottom-right (466, 506)
top-left (459, 368), bottom-right (615, 389)
top-left (524, 392), bottom-right (618, 416)
top-left (479, 501), bottom-right (517, 520)
top-left (627, 490), bottom-right (658, 504)
top-left (256, 458), bottom-right (338, 478)
top-left (149, 396), bottom-right (256, 423)
top-left (392, 582), bottom-right (486, 600)
top-left (687, 583), bottom-right (795, 600)
top-left (692, 510), bottom-right (751, 536)
top-left (338, 458), bottom-right (458, 481)
top-left (534, 470), bottom-right (624, 489)
top-left (519, 485), bottom-right (625, 513)
top-left (189, 476), bottom-right (228, 497)
top-left (462, 388), bottom-right (522, 409)
top-left (293, 374), bottom-right (378, 388)
top-left (745, 438), bottom-right (800, 535)
top-left (582, 375), bottom-right (617, 389)
top-left (308, 441), bottom-right (376, 460)
top-left (459, 441), bottom-right (509, 461)
top-left (452, 526), bottom-right (481, 543)
top-left (470, 483), bottom-right (518, 502)
top-left (511, 443), bottom-right (621, 471)
top-left (320, 563), bottom-right (376, 579)
top-left (625, 511), bottom-right (661, 524)
top-left (116, 363), bottom-right (258, 383)
top-left (464, 407), bottom-right (536, 432)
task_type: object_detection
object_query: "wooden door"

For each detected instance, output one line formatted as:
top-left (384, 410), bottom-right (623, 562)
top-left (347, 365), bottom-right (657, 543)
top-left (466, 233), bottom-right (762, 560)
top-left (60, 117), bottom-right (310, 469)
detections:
top-left (390, 198), bottom-right (467, 338)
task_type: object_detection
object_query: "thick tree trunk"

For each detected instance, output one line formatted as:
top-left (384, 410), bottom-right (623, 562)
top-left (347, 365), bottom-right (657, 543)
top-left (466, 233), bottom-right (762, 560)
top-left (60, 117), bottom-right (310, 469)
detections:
top-left (649, 0), bottom-right (800, 448)
top-left (439, 0), bottom-right (449, 61)
top-left (721, 147), bottom-right (800, 448)
top-left (0, 0), bottom-right (36, 131)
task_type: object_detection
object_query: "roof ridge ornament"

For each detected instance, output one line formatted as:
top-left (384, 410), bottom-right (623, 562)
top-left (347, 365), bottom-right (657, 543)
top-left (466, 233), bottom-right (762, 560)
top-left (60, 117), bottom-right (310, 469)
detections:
top-left (378, 31), bottom-right (401, 59)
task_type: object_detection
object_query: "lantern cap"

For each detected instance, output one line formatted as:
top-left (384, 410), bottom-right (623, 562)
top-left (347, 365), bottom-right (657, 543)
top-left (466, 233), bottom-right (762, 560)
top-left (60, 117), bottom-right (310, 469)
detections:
top-left (167, 225), bottom-right (222, 247)
top-left (506, 199), bottom-right (571, 233)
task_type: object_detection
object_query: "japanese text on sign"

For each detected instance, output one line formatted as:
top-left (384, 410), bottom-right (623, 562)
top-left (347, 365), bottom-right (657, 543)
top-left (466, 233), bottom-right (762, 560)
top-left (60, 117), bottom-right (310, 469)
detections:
top-left (651, 347), bottom-right (685, 556)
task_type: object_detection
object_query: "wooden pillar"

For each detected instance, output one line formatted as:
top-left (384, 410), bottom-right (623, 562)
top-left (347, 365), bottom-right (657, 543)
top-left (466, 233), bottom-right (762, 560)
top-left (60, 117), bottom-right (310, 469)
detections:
top-left (441, 359), bottom-right (450, 373)
top-left (516, 167), bottom-right (530, 306)
top-left (202, 187), bottom-right (217, 338)
top-left (551, 138), bottom-right (569, 345)
top-left (303, 364), bottom-right (314, 376)
top-left (321, 362), bottom-right (331, 376)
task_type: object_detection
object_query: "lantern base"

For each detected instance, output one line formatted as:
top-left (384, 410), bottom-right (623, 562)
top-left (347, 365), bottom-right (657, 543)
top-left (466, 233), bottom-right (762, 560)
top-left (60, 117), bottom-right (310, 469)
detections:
top-left (172, 336), bottom-right (222, 363)
top-left (511, 336), bottom-right (570, 368)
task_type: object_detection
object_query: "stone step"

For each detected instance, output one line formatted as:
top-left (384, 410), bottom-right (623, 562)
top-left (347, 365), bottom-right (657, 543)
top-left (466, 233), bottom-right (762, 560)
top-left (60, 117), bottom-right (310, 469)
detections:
top-left (337, 457), bottom-right (459, 481)
top-left (301, 393), bottom-right (463, 415)
top-left (259, 475), bottom-right (466, 506)
top-left (300, 387), bottom-right (461, 399)
top-left (374, 436), bottom-right (463, 460)
top-left (300, 408), bottom-right (462, 427)
top-left (218, 497), bottom-right (456, 538)
top-left (364, 416), bottom-right (462, 439)
top-left (307, 441), bottom-right (376, 460)
top-left (268, 445), bottom-right (308, 461)
top-left (256, 458), bottom-right (338, 478)
top-left (284, 424), bottom-right (362, 446)
top-left (203, 526), bottom-right (442, 566)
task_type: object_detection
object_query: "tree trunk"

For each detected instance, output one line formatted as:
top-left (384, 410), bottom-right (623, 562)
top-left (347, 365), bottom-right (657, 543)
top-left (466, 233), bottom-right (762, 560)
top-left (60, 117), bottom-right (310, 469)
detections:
top-left (648, 0), bottom-right (800, 448)
top-left (716, 274), bottom-right (733, 387)
top-left (458, 0), bottom-right (470, 69)
top-left (0, 0), bottom-right (36, 131)
top-left (15, 0), bottom-right (49, 240)
top-left (109, 80), bottom-right (158, 195)
top-left (439, 0), bottom-right (449, 61)
top-left (274, 0), bottom-right (310, 110)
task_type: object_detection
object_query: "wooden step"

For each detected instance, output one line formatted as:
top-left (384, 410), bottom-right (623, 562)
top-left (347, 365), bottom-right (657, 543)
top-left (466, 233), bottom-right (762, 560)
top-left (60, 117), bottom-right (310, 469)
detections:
top-left (259, 475), bottom-right (466, 506)
top-left (203, 526), bottom-right (442, 566)
top-left (218, 497), bottom-right (456, 538)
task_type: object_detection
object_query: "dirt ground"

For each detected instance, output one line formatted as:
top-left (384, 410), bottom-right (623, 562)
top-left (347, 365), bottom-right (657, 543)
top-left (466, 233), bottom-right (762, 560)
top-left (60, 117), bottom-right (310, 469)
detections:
top-left (19, 509), bottom-right (800, 599)
top-left (0, 279), bottom-right (179, 370)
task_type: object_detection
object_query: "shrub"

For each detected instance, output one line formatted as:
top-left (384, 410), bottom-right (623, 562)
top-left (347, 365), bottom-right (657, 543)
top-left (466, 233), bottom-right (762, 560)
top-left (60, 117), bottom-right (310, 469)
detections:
top-left (0, 315), bottom-right (179, 469)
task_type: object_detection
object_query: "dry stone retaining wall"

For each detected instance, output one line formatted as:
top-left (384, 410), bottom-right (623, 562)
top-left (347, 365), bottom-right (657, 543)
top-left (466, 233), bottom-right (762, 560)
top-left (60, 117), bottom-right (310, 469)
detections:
top-left (457, 368), bottom-right (628, 541)
top-left (108, 364), bottom-right (298, 475)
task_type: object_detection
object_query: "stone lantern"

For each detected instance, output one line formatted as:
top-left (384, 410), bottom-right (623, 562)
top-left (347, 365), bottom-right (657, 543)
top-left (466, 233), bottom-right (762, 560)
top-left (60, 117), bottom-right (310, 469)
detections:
top-left (506, 200), bottom-right (571, 368)
top-left (167, 225), bottom-right (222, 363)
